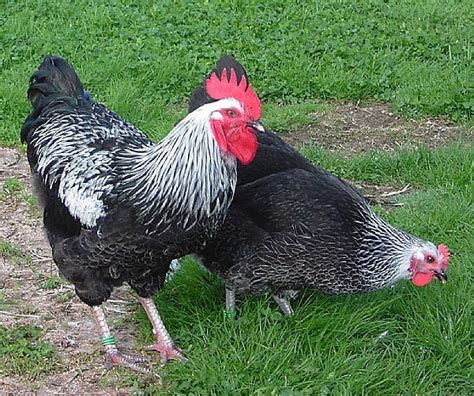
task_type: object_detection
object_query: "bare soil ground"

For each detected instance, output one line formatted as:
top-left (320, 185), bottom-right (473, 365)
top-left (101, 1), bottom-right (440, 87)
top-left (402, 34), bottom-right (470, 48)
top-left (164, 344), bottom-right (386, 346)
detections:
top-left (0, 103), bottom-right (470, 394)
top-left (282, 102), bottom-right (471, 153)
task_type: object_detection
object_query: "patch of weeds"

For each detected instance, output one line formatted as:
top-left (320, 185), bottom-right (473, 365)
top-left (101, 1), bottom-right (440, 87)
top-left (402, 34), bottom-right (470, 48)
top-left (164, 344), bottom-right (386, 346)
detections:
top-left (1, 179), bottom-right (40, 219)
top-left (0, 324), bottom-right (59, 379)
top-left (0, 240), bottom-right (27, 265)
top-left (41, 275), bottom-right (64, 290)
top-left (0, 178), bottom-right (40, 220)
top-left (25, 193), bottom-right (37, 207)
top-left (99, 367), bottom-right (158, 391)
top-left (20, 305), bottom-right (38, 315)
top-left (55, 290), bottom-right (75, 303)
top-left (0, 240), bottom-right (22, 257)
top-left (1, 177), bottom-right (26, 205)
top-left (2, 177), bottom-right (24, 197)
top-left (25, 193), bottom-right (40, 218)
top-left (111, 316), bottom-right (136, 329)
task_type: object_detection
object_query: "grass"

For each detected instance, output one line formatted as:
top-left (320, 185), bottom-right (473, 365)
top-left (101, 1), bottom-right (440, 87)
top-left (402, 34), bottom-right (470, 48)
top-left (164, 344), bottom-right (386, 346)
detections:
top-left (41, 275), bottom-right (65, 290)
top-left (1, 176), bottom-right (40, 217)
top-left (302, 142), bottom-right (473, 193)
top-left (0, 324), bottom-right (59, 379)
top-left (264, 101), bottom-right (327, 132)
top-left (0, 0), bottom-right (472, 146)
top-left (0, 240), bottom-right (30, 265)
top-left (0, 240), bottom-right (24, 258)
top-left (2, 178), bottom-right (24, 196)
top-left (25, 193), bottom-right (38, 209)
top-left (54, 291), bottom-right (75, 303)
top-left (0, 177), bottom-right (25, 201)
top-left (0, 290), bottom-right (9, 307)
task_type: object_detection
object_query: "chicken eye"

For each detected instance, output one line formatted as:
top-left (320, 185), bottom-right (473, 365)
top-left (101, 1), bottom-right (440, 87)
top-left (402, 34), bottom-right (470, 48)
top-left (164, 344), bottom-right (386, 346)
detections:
top-left (426, 255), bottom-right (435, 263)
top-left (227, 109), bottom-right (237, 118)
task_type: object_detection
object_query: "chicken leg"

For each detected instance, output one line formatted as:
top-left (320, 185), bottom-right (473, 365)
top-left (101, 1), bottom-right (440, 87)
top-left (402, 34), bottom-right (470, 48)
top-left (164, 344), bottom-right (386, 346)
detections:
top-left (92, 306), bottom-right (150, 373)
top-left (272, 290), bottom-right (298, 316)
top-left (138, 297), bottom-right (186, 363)
top-left (272, 294), bottom-right (294, 317)
top-left (225, 288), bottom-right (237, 318)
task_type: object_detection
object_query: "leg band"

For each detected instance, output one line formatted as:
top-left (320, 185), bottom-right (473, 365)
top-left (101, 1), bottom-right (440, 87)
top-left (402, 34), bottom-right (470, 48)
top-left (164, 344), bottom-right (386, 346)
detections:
top-left (101, 335), bottom-right (116, 346)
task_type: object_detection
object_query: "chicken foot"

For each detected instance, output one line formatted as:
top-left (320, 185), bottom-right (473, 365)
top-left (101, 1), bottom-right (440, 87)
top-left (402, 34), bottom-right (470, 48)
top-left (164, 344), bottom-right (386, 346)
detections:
top-left (138, 297), bottom-right (186, 363)
top-left (92, 306), bottom-right (150, 374)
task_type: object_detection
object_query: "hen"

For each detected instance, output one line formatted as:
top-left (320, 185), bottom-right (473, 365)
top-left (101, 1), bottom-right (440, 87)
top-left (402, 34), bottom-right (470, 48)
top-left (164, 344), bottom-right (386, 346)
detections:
top-left (190, 56), bottom-right (449, 316)
top-left (21, 55), bottom-right (263, 371)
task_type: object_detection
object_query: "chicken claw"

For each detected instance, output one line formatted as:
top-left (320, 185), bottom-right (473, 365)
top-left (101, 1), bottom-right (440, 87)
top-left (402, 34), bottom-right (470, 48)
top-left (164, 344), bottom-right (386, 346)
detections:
top-left (105, 349), bottom-right (151, 374)
top-left (138, 297), bottom-right (187, 363)
top-left (93, 306), bottom-right (152, 374)
top-left (144, 342), bottom-right (187, 363)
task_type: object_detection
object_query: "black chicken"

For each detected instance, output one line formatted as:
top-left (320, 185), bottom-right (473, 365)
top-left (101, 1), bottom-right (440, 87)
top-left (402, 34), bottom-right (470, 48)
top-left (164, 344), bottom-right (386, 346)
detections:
top-left (21, 56), bottom-right (263, 372)
top-left (191, 56), bottom-right (449, 316)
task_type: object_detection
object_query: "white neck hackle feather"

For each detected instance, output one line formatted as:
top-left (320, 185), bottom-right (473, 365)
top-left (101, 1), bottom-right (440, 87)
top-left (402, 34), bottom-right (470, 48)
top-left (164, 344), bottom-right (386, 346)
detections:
top-left (354, 209), bottom-right (438, 289)
top-left (116, 98), bottom-right (242, 229)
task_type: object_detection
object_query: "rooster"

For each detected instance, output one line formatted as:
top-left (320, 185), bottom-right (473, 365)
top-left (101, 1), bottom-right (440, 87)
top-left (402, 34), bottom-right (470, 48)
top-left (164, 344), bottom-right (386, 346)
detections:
top-left (21, 55), bottom-right (263, 372)
top-left (190, 56), bottom-right (449, 316)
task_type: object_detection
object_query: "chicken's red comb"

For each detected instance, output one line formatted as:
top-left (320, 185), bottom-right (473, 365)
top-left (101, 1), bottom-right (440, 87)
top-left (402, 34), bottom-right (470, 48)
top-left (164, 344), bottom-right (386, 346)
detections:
top-left (205, 68), bottom-right (262, 120)
top-left (438, 244), bottom-right (449, 270)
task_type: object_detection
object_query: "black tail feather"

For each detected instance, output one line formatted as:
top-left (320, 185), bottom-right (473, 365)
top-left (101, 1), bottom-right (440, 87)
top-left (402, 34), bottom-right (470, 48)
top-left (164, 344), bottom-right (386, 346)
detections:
top-left (188, 55), bottom-right (249, 113)
top-left (21, 56), bottom-right (86, 143)
top-left (28, 55), bottom-right (84, 111)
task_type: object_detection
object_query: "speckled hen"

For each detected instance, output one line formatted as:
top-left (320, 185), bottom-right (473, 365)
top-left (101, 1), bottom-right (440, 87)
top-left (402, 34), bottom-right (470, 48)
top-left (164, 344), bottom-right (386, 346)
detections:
top-left (191, 56), bottom-right (449, 316)
top-left (20, 56), bottom-right (263, 372)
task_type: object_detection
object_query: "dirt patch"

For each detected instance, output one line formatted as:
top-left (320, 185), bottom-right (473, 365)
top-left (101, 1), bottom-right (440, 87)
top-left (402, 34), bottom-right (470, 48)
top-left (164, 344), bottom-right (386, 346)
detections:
top-left (0, 148), bottom-right (159, 394)
top-left (281, 102), bottom-right (472, 153)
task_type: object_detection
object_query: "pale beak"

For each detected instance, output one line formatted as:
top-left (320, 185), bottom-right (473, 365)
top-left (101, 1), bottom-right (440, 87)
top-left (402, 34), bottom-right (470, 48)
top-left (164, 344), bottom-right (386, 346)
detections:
top-left (247, 121), bottom-right (265, 133)
top-left (434, 270), bottom-right (447, 284)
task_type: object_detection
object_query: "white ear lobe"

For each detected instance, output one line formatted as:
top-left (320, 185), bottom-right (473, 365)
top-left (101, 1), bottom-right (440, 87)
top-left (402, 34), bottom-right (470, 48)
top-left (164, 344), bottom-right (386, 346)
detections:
top-left (414, 251), bottom-right (424, 261)
top-left (211, 111), bottom-right (223, 121)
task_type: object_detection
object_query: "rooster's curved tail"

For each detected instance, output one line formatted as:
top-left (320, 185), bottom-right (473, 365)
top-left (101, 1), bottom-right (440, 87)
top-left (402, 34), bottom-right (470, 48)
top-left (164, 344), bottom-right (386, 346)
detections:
top-left (21, 55), bottom-right (87, 143)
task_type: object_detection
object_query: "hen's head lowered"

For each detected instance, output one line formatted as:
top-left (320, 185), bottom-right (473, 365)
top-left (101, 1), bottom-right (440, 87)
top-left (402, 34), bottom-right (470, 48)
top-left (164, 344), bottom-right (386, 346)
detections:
top-left (409, 244), bottom-right (449, 286)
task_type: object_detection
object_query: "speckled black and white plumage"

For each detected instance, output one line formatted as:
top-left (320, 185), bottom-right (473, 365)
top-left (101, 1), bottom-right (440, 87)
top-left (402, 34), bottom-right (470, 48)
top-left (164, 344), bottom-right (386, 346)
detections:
top-left (191, 56), bottom-right (442, 305)
top-left (198, 168), bottom-right (433, 296)
top-left (21, 56), bottom-right (239, 307)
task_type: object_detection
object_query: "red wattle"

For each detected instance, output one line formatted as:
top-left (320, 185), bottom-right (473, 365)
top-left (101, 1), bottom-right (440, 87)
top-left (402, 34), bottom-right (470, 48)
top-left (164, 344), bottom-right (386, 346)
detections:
top-left (412, 271), bottom-right (434, 287)
top-left (227, 127), bottom-right (257, 165)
